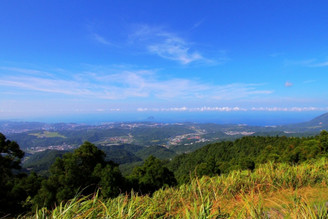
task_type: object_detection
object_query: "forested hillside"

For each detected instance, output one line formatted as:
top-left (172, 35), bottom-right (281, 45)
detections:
top-left (1, 131), bottom-right (328, 217)
top-left (168, 132), bottom-right (328, 184)
top-left (23, 149), bottom-right (67, 175)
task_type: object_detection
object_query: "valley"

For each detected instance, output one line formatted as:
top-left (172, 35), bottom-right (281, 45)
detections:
top-left (1, 112), bottom-right (328, 176)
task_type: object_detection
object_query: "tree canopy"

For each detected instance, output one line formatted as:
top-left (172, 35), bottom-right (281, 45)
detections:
top-left (33, 141), bottom-right (125, 208)
top-left (168, 131), bottom-right (328, 184)
top-left (0, 133), bottom-right (28, 215)
top-left (130, 155), bottom-right (177, 194)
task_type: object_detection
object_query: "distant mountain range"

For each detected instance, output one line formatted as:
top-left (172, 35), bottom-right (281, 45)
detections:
top-left (2, 112), bottom-right (328, 134)
top-left (281, 112), bottom-right (328, 132)
top-left (2, 112), bottom-right (328, 153)
top-left (0, 121), bottom-right (86, 134)
top-left (13, 112), bottom-right (328, 176)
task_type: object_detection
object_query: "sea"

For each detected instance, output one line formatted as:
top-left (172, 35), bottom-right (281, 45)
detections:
top-left (19, 111), bottom-right (326, 126)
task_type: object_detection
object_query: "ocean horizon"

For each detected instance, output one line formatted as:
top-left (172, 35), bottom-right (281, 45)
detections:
top-left (4, 111), bottom-right (325, 126)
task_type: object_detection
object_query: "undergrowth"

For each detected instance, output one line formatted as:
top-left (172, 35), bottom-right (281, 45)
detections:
top-left (23, 158), bottom-right (328, 218)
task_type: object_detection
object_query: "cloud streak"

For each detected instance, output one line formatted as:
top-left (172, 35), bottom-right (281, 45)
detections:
top-left (0, 67), bottom-right (54, 77)
top-left (310, 61), bottom-right (328, 67)
top-left (285, 58), bottom-right (328, 67)
top-left (92, 33), bottom-right (113, 46)
top-left (136, 106), bottom-right (328, 112)
top-left (285, 81), bottom-right (293, 87)
top-left (130, 25), bottom-right (213, 64)
top-left (137, 106), bottom-right (246, 112)
top-left (212, 83), bottom-right (273, 100)
top-left (0, 67), bottom-right (272, 101)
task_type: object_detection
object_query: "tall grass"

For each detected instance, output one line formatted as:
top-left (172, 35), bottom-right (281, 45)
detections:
top-left (24, 158), bottom-right (328, 218)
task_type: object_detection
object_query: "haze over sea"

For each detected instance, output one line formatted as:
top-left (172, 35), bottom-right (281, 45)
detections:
top-left (16, 111), bottom-right (323, 126)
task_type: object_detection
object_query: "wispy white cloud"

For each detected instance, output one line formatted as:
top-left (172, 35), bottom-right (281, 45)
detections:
top-left (285, 58), bottom-right (328, 67)
top-left (303, 80), bottom-right (316, 84)
top-left (284, 59), bottom-right (315, 66)
top-left (285, 81), bottom-right (293, 87)
top-left (0, 67), bottom-right (271, 101)
top-left (310, 61), bottom-right (328, 67)
top-left (91, 33), bottom-right (113, 46)
top-left (0, 66), bottom-right (54, 77)
top-left (251, 107), bottom-right (328, 112)
top-left (136, 106), bottom-right (328, 112)
top-left (87, 24), bottom-right (225, 65)
top-left (148, 42), bottom-right (203, 65)
top-left (190, 18), bottom-right (205, 31)
top-left (212, 83), bottom-right (273, 100)
top-left (0, 77), bottom-right (93, 96)
top-left (130, 25), bottom-right (214, 64)
top-left (137, 106), bottom-right (246, 112)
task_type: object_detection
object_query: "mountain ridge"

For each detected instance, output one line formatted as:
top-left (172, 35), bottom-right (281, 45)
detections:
top-left (282, 112), bottom-right (328, 132)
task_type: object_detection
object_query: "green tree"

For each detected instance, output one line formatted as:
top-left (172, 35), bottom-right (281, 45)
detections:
top-left (319, 130), bottom-right (328, 152)
top-left (195, 162), bottom-right (212, 177)
top-left (239, 157), bottom-right (255, 171)
top-left (131, 156), bottom-right (177, 194)
top-left (0, 133), bottom-right (24, 178)
top-left (195, 156), bottom-right (220, 178)
top-left (10, 172), bottom-right (43, 212)
top-left (0, 133), bottom-right (25, 216)
top-left (33, 141), bottom-right (125, 208)
top-left (93, 162), bottom-right (125, 198)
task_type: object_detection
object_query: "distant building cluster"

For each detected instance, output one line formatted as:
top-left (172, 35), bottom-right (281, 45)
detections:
top-left (29, 143), bottom-right (74, 152)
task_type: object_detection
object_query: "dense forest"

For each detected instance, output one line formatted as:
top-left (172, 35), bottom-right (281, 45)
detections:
top-left (168, 132), bottom-right (328, 184)
top-left (1, 130), bottom-right (328, 217)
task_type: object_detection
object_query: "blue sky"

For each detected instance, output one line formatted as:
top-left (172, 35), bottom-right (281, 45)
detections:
top-left (0, 0), bottom-right (328, 121)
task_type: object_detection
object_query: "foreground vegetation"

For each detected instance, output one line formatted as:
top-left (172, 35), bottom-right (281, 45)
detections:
top-left (25, 158), bottom-right (328, 218)
top-left (169, 131), bottom-right (328, 184)
top-left (0, 133), bottom-right (176, 217)
top-left (2, 130), bottom-right (328, 217)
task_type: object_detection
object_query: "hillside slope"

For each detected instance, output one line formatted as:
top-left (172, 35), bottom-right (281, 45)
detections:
top-left (27, 158), bottom-right (328, 218)
top-left (167, 134), bottom-right (326, 184)
top-left (23, 149), bottom-right (67, 175)
top-left (283, 112), bottom-right (328, 132)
